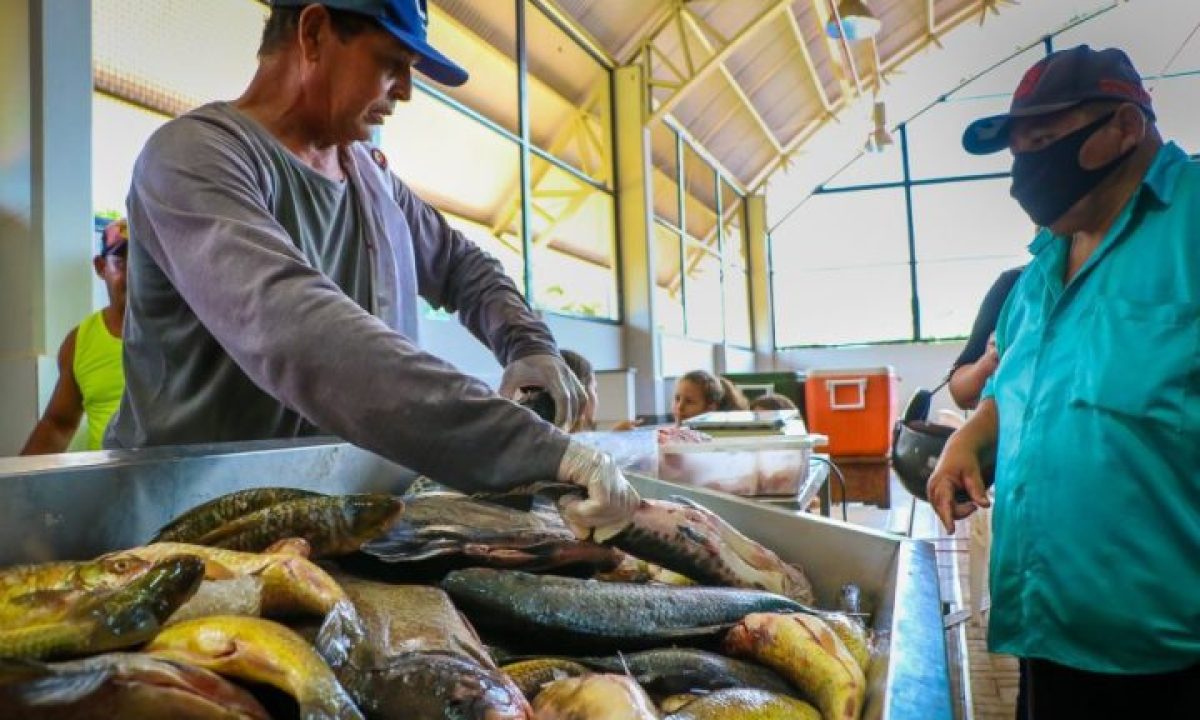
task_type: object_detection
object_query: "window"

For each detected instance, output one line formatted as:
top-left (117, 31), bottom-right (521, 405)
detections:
top-left (651, 121), bottom-right (681, 227)
top-left (684, 244), bottom-right (724, 343)
top-left (654, 223), bottom-right (685, 335)
top-left (906, 95), bottom-right (1013, 180)
top-left (722, 187), bottom-right (752, 347)
top-left (772, 189), bottom-right (911, 346)
top-left (92, 93), bottom-right (168, 217)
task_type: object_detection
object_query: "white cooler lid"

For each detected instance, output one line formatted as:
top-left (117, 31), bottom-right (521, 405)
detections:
top-left (660, 433), bottom-right (828, 453)
top-left (805, 366), bottom-right (896, 377)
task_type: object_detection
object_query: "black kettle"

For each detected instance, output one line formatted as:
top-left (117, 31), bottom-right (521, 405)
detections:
top-left (891, 382), bottom-right (994, 502)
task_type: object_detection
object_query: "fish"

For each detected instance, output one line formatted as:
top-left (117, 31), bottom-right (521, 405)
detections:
top-left (572, 649), bottom-right (797, 700)
top-left (723, 613), bottom-right (866, 720)
top-left (597, 498), bottom-right (816, 606)
top-left (103, 542), bottom-right (346, 618)
top-left (195, 494), bottom-right (404, 558)
top-left (358, 492), bottom-right (620, 579)
top-left (315, 577), bottom-right (531, 720)
top-left (593, 553), bottom-right (695, 586)
top-left (664, 688), bottom-right (820, 720)
top-left (0, 555), bottom-right (155, 627)
top-left (0, 652), bottom-right (270, 719)
top-left (658, 695), bottom-right (700, 714)
top-left (441, 568), bottom-right (805, 652)
top-left (500, 659), bottom-right (590, 700)
top-left (152, 487), bottom-right (325, 543)
top-left (0, 555), bottom-right (204, 661)
top-left (820, 612), bottom-right (872, 672)
top-left (146, 615), bottom-right (363, 720)
top-left (532, 674), bottom-right (660, 720)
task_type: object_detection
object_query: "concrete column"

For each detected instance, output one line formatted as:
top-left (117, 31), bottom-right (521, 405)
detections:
top-left (745, 193), bottom-right (776, 368)
top-left (613, 64), bottom-right (663, 417)
top-left (0, 0), bottom-right (93, 454)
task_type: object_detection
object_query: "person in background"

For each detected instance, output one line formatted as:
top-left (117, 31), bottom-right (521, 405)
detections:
top-left (671, 370), bottom-right (748, 425)
top-left (947, 266), bottom-right (1025, 410)
top-left (748, 393), bottom-right (797, 412)
top-left (108, 0), bottom-right (637, 534)
top-left (21, 219), bottom-right (128, 454)
top-left (560, 349), bottom-right (596, 433)
top-left (928, 45), bottom-right (1200, 717)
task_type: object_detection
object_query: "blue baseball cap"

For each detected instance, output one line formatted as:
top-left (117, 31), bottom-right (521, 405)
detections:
top-left (962, 45), bottom-right (1153, 155)
top-left (271, 0), bottom-right (468, 87)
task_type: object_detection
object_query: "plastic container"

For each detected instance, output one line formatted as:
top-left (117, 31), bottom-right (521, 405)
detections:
top-left (572, 428), bottom-right (659, 477)
top-left (657, 434), bottom-right (827, 497)
top-left (804, 366), bottom-right (899, 456)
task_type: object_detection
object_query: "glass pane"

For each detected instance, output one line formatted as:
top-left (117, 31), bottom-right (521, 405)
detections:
top-left (723, 196), bottom-right (746, 268)
top-left (443, 213), bottom-right (525, 296)
top-left (918, 258), bottom-right (1026, 340)
top-left (380, 88), bottom-right (523, 238)
top-left (684, 247), bottom-right (724, 343)
top-left (1054, 2), bottom-right (1200, 80)
top-left (650, 121), bottom-right (680, 227)
top-left (426, 2), bottom-right (518, 135)
top-left (92, 93), bottom-right (168, 217)
top-left (682, 142), bottom-right (718, 242)
top-left (773, 265), bottom-right (913, 346)
top-left (1150, 75), bottom-right (1200, 154)
top-left (526, 2), bottom-right (612, 187)
top-left (93, 0), bottom-right (263, 112)
top-left (911, 179), bottom-right (1035, 263)
top-left (724, 268), bottom-right (752, 348)
top-left (906, 95), bottom-right (1013, 179)
top-left (654, 223), bottom-right (684, 335)
top-left (528, 159), bottom-right (617, 319)
top-left (771, 189), bottom-right (909, 271)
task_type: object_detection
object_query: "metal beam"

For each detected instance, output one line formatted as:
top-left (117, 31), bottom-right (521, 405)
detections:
top-left (679, 8), bottom-right (783, 154)
top-left (785, 5), bottom-right (834, 113)
top-left (645, 0), bottom-right (796, 127)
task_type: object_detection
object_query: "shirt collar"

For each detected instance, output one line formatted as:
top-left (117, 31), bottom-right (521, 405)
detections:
top-left (1025, 142), bottom-right (1188, 255)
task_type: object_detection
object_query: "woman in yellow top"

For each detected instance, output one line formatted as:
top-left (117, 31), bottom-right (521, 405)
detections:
top-left (20, 219), bottom-right (127, 454)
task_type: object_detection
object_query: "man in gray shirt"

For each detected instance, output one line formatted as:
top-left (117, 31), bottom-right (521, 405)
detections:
top-left (107, 0), bottom-right (638, 532)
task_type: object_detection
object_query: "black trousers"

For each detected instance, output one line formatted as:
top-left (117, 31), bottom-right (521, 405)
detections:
top-left (1018, 658), bottom-right (1200, 719)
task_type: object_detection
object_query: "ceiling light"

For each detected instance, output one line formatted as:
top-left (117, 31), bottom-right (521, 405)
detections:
top-left (826, 0), bottom-right (882, 41)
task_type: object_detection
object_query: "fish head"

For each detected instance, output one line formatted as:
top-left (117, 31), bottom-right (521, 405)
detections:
top-left (90, 555), bottom-right (205, 638)
top-left (344, 495), bottom-right (406, 540)
top-left (374, 652), bottom-right (532, 720)
top-left (76, 553), bottom-right (154, 592)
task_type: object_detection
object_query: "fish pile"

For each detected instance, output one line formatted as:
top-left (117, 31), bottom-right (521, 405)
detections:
top-left (0, 485), bottom-right (875, 719)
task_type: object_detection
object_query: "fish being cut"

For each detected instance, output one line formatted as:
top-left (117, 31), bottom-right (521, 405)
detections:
top-left (316, 577), bottom-right (531, 719)
top-left (153, 488), bottom-right (325, 543)
top-left (147, 615), bottom-right (363, 720)
top-left (442, 568), bottom-right (804, 652)
top-left (597, 498), bottom-right (815, 605)
top-left (532, 674), bottom-right (660, 720)
top-left (0, 652), bottom-right (270, 719)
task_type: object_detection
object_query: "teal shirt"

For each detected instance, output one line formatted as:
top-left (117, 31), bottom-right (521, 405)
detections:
top-left (985, 143), bottom-right (1200, 673)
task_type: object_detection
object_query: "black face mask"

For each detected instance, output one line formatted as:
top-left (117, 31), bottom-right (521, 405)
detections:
top-left (1010, 112), bottom-right (1136, 227)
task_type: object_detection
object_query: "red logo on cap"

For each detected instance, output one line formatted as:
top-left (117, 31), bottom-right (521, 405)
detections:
top-left (1099, 79), bottom-right (1151, 104)
top-left (1014, 64), bottom-right (1045, 101)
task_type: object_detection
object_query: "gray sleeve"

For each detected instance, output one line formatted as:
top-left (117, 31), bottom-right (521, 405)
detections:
top-left (392, 177), bottom-right (560, 365)
top-left (127, 118), bottom-right (568, 490)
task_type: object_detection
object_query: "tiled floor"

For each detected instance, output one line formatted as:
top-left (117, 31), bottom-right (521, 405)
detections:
top-left (839, 476), bottom-right (1019, 720)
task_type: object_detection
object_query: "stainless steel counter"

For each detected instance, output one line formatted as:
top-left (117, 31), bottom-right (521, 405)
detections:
top-left (0, 438), bottom-right (951, 720)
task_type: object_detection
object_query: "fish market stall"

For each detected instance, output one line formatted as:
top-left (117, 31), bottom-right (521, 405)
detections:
top-left (0, 438), bottom-right (951, 719)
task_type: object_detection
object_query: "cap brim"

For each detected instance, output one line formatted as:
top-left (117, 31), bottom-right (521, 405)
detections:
top-left (379, 19), bottom-right (468, 87)
top-left (961, 101), bottom-right (1081, 155)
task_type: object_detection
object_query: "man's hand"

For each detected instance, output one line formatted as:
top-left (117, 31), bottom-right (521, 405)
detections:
top-left (556, 440), bottom-right (641, 537)
top-left (927, 434), bottom-right (991, 534)
top-left (499, 354), bottom-right (587, 431)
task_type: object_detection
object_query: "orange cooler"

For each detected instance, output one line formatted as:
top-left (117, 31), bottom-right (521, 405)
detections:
top-left (803, 366), bottom-right (899, 456)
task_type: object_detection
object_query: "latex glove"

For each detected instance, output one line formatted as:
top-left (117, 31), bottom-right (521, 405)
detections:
top-left (556, 440), bottom-right (641, 538)
top-left (498, 354), bottom-right (587, 431)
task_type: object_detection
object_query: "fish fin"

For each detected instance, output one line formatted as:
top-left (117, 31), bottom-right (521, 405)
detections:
top-left (15, 666), bottom-right (113, 706)
top-left (677, 525), bottom-right (709, 546)
top-left (667, 495), bottom-right (707, 511)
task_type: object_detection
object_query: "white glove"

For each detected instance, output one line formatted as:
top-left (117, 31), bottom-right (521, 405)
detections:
top-left (498, 354), bottom-right (587, 431)
top-left (556, 440), bottom-right (641, 537)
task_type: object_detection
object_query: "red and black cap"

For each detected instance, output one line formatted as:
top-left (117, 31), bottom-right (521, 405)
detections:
top-left (962, 45), bottom-right (1154, 155)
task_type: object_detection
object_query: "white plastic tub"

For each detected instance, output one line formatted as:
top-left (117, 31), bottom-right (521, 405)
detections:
top-left (658, 434), bottom-right (827, 497)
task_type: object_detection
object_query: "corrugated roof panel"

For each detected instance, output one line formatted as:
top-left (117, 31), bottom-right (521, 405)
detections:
top-left (553, 0), bottom-right (668, 63)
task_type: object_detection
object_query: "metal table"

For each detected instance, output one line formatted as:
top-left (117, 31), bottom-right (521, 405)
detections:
top-left (0, 438), bottom-right (952, 720)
